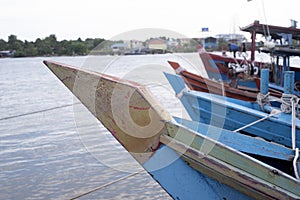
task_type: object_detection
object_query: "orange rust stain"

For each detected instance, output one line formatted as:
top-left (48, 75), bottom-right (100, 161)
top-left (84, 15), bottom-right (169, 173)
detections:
top-left (129, 105), bottom-right (150, 110)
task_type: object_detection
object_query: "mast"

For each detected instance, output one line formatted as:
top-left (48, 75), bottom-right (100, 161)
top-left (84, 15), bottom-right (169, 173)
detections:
top-left (250, 20), bottom-right (259, 62)
top-left (250, 29), bottom-right (256, 62)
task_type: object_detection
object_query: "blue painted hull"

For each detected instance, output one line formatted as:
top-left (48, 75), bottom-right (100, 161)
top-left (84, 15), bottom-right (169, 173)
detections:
top-left (144, 144), bottom-right (252, 200)
top-left (164, 72), bottom-right (300, 186)
top-left (186, 91), bottom-right (299, 148)
top-left (164, 72), bottom-right (300, 149)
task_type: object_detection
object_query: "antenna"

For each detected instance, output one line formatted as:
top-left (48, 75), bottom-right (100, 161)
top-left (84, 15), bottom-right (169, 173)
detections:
top-left (248, 0), bottom-right (271, 41)
top-left (261, 0), bottom-right (270, 38)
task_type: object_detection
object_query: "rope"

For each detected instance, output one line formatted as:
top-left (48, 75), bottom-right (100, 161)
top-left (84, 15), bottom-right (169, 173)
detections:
top-left (70, 169), bottom-right (144, 200)
top-left (293, 148), bottom-right (300, 179)
top-left (176, 88), bottom-right (189, 99)
top-left (291, 98), bottom-right (299, 150)
top-left (233, 110), bottom-right (281, 133)
top-left (0, 103), bottom-right (81, 121)
top-left (281, 94), bottom-right (295, 114)
top-left (175, 65), bottom-right (186, 74)
top-left (221, 82), bottom-right (225, 97)
top-left (291, 97), bottom-right (300, 179)
top-left (255, 92), bottom-right (300, 179)
top-left (281, 94), bottom-right (300, 117)
top-left (257, 92), bottom-right (270, 111)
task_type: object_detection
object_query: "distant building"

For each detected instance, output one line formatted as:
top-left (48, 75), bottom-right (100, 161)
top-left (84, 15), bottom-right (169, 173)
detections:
top-left (111, 43), bottom-right (127, 54)
top-left (147, 38), bottom-right (167, 50)
top-left (179, 38), bottom-right (193, 46)
top-left (203, 37), bottom-right (217, 49)
top-left (167, 39), bottom-right (179, 48)
top-left (126, 40), bottom-right (144, 49)
top-left (215, 33), bottom-right (245, 44)
top-left (0, 50), bottom-right (15, 57)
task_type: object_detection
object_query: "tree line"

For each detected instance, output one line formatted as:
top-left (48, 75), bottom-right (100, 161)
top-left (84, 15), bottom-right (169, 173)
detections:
top-left (0, 34), bottom-right (105, 57)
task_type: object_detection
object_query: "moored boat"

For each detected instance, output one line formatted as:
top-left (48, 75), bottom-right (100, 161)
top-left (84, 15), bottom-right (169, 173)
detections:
top-left (44, 60), bottom-right (300, 199)
top-left (165, 71), bottom-right (300, 148)
top-left (205, 20), bottom-right (300, 93)
top-left (167, 60), bottom-right (282, 102)
top-left (164, 70), bottom-right (300, 181)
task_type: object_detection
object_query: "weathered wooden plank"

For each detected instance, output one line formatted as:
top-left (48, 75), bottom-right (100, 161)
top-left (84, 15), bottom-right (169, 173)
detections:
top-left (180, 155), bottom-right (274, 200)
top-left (44, 60), bottom-right (171, 164)
top-left (161, 134), bottom-right (300, 200)
top-left (174, 116), bottom-right (294, 161)
top-left (163, 121), bottom-right (300, 197)
top-left (143, 144), bottom-right (252, 200)
top-left (167, 60), bottom-right (260, 102)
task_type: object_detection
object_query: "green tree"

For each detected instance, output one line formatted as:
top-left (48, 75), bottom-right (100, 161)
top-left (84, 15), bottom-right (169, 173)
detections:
top-left (7, 35), bottom-right (26, 57)
top-left (70, 40), bottom-right (87, 55)
top-left (43, 34), bottom-right (58, 55)
top-left (56, 40), bottom-right (72, 55)
top-left (84, 38), bottom-right (95, 51)
top-left (24, 40), bottom-right (38, 57)
top-left (0, 34), bottom-right (106, 57)
top-left (35, 38), bottom-right (52, 55)
top-left (93, 38), bottom-right (105, 48)
top-left (0, 39), bottom-right (7, 50)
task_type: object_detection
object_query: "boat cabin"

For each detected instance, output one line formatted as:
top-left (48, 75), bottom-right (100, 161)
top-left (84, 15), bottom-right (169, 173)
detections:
top-left (240, 20), bottom-right (300, 89)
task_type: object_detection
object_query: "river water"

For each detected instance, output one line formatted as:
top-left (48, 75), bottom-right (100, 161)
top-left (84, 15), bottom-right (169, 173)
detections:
top-left (0, 53), bottom-right (204, 199)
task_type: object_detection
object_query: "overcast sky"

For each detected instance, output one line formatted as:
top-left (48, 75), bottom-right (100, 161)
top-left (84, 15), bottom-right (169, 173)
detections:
top-left (1, 0), bottom-right (299, 41)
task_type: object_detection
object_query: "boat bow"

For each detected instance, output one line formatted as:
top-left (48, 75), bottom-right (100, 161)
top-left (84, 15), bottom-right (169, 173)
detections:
top-left (44, 60), bottom-right (300, 199)
top-left (43, 60), bottom-right (171, 163)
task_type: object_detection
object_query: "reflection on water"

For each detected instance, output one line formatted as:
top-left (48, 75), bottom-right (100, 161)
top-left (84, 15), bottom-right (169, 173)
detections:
top-left (0, 54), bottom-right (202, 199)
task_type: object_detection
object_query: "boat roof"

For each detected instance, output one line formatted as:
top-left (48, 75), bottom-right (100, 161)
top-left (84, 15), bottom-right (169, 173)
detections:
top-left (261, 47), bottom-right (300, 57)
top-left (240, 20), bottom-right (300, 40)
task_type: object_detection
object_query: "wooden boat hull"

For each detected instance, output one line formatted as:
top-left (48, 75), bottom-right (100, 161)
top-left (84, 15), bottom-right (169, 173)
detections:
top-left (168, 60), bottom-right (258, 101)
top-left (207, 48), bottom-right (300, 91)
top-left (207, 53), bottom-right (261, 81)
top-left (168, 60), bottom-right (281, 102)
top-left (164, 72), bottom-right (300, 149)
top-left (43, 60), bottom-right (300, 199)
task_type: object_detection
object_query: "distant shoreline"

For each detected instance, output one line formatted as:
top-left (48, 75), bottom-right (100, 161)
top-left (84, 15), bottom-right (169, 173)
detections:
top-left (0, 34), bottom-right (106, 57)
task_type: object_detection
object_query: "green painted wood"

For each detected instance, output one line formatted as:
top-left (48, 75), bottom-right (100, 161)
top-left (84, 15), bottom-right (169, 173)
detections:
top-left (164, 122), bottom-right (300, 197)
top-left (160, 133), bottom-right (300, 200)
top-left (174, 116), bottom-right (294, 161)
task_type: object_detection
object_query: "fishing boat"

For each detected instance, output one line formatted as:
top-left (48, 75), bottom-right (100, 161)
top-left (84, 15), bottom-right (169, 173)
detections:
top-left (164, 69), bottom-right (300, 183)
top-left (204, 51), bottom-right (261, 86)
top-left (167, 60), bottom-right (282, 102)
top-left (44, 60), bottom-right (300, 199)
top-left (165, 69), bottom-right (300, 147)
top-left (205, 20), bottom-right (300, 92)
